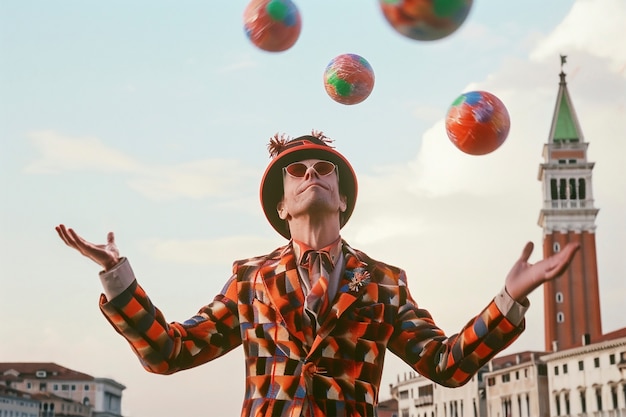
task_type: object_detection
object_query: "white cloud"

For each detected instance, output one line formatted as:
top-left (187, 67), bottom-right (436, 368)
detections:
top-left (25, 131), bottom-right (257, 201)
top-left (25, 130), bottom-right (141, 174)
top-left (139, 235), bottom-right (279, 265)
top-left (127, 159), bottom-right (257, 201)
top-left (530, 0), bottom-right (626, 72)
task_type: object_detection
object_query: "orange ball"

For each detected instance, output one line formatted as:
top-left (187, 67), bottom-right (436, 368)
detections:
top-left (243, 0), bottom-right (302, 52)
top-left (379, 0), bottom-right (473, 41)
top-left (323, 53), bottom-right (375, 105)
top-left (445, 91), bottom-right (510, 155)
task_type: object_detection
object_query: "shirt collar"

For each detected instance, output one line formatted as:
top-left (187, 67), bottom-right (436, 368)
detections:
top-left (292, 236), bottom-right (343, 268)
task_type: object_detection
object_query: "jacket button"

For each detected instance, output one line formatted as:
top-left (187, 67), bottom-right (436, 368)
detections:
top-left (302, 362), bottom-right (317, 377)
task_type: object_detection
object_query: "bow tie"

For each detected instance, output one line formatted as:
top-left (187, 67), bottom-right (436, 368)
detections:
top-left (301, 250), bottom-right (334, 272)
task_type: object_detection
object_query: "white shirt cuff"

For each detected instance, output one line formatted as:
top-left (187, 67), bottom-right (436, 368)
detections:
top-left (99, 257), bottom-right (135, 300)
top-left (495, 287), bottom-right (529, 326)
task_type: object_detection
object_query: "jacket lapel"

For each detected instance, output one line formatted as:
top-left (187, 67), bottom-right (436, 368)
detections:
top-left (259, 244), bottom-right (308, 346)
top-left (309, 243), bottom-right (373, 353)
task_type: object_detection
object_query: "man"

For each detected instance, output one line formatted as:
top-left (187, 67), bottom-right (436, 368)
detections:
top-left (56, 131), bottom-right (579, 417)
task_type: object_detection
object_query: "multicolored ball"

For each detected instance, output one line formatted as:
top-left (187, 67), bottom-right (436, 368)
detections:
top-left (379, 0), bottom-right (473, 41)
top-left (445, 91), bottom-right (510, 156)
top-left (323, 53), bottom-right (375, 105)
top-left (243, 0), bottom-right (302, 52)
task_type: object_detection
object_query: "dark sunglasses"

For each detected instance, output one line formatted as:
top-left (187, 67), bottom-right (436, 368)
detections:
top-left (283, 161), bottom-right (337, 178)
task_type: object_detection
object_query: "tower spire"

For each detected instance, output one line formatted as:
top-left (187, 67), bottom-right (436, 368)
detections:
top-left (548, 58), bottom-right (584, 144)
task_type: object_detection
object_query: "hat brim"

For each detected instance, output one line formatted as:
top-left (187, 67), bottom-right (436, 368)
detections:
top-left (260, 141), bottom-right (358, 239)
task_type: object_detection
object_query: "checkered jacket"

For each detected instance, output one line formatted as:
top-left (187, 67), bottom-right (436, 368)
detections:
top-left (100, 241), bottom-right (524, 417)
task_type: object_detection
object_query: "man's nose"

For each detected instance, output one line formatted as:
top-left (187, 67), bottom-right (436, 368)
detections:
top-left (303, 165), bottom-right (319, 179)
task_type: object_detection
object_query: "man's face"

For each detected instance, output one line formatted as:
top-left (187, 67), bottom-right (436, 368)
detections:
top-left (277, 158), bottom-right (347, 222)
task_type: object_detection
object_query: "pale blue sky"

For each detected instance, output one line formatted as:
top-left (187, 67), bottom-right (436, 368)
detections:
top-left (1, 1), bottom-right (625, 416)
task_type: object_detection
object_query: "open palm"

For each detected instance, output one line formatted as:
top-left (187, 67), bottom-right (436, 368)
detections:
top-left (55, 224), bottom-right (120, 271)
top-left (505, 241), bottom-right (580, 301)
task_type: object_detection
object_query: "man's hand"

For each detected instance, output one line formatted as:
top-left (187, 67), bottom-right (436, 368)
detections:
top-left (505, 241), bottom-right (580, 302)
top-left (55, 224), bottom-right (120, 271)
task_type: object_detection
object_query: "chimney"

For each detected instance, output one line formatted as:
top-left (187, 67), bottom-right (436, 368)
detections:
top-left (552, 340), bottom-right (558, 351)
top-left (582, 333), bottom-right (591, 345)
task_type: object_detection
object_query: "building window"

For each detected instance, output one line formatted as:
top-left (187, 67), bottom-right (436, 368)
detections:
top-left (53, 384), bottom-right (58, 391)
top-left (515, 371), bottom-right (519, 380)
top-left (580, 391), bottom-right (587, 413)
top-left (611, 386), bottom-right (618, 409)
top-left (550, 179), bottom-right (558, 200)
top-left (565, 393), bottom-right (570, 415)
top-left (502, 373), bottom-right (510, 383)
top-left (555, 393), bottom-right (561, 416)
top-left (502, 398), bottom-right (513, 417)
top-left (609, 354), bottom-right (616, 365)
top-left (487, 377), bottom-right (496, 386)
top-left (538, 364), bottom-right (547, 376)
top-left (555, 292), bottom-right (564, 303)
top-left (559, 179), bottom-right (567, 199)
top-left (553, 242), bottom-right (561, 253)
top-left (557, 312), bottom-right (565, 323)
top-left (554, 366), bottom-right (559, 376)
top-left (594, 357), bottom-right (600, 368)
top-left (39, 383), bottom-right (47, 391)
top-left (579, 179), bottom-right (586, 199)
top-left (399, 390), bottom-right (409, 400)
top-left (596, 388), bottom-right (603, 411)
top-left (578, 360), bottom-right (584, 371)
top-left (569, 178), bottom-right (577, 199)
top-left (563, 364), bottom-right (568, 374)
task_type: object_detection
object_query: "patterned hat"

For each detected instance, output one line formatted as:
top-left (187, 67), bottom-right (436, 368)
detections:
top-left (260, 131), bottom-right (358, 239)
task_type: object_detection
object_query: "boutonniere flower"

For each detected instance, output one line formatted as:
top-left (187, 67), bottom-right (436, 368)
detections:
top-left (346, 268), bottom-right (371, 292)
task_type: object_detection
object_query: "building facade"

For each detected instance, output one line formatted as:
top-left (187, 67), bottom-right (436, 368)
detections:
top-left (392, 369), bottom-right (487, 417)
top-left (0, 363), bottom-right (125, 417)
top-left (541, 330), bottom-right (626, 417)
top-left (32, 391), bottom-right (92, 417)
top-left (0, 385), bottom-right (40, 417)
top-left (483, 352), bottom-right (550, 417)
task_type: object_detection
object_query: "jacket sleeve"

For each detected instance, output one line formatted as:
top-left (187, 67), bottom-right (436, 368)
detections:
top-left (99, 272), bottom-right (242, 375)
top-left (386, 270), bottom-right (525, 388)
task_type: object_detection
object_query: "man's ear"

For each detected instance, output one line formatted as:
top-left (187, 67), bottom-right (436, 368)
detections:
top-left (339, 194), bottom-right (347, 213)
top-left (277, 201), bottom-right (288, 220)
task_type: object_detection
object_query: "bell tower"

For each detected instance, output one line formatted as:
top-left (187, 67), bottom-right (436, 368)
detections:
top-left (537, 56), bottom-right (602, 352)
